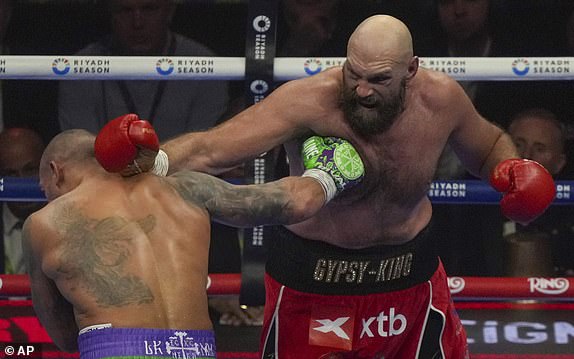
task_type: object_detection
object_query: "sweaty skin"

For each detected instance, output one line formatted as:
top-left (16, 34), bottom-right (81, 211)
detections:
top-left (163, 15), bottom-right (518, 248)
top-left (23, 130), bottom-right (326, 352)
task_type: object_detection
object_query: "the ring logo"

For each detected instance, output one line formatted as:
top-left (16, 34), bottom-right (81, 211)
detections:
top-left (512, 58), bottom-right (530, 76)
top-left (304, 58), bottom-right (322, 76)
top-left (252, 15), bottom-right (271, 33)
top-left (448, 276), bottom-right (466, 294)
top-left (360, 307), bottom-right (407, 339)
top-left (156, 58), bottom-right (174, 76)
top-left (528, 277), bottom-right (569, 295)
top-left (52, 58), bottom-right (70, 75)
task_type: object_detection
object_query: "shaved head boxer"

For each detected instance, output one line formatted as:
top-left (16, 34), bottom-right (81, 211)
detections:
top-left (23, 116), bottom-right (363, 358)
top-left (137, 15), bottom-right (554, 358)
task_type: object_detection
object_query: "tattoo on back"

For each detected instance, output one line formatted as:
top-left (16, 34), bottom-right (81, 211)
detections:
top-left (54, 204), bottom-right (156, 307)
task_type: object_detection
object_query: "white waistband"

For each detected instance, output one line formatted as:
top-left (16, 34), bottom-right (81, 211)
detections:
top-left (78, 323), bottom-right (113, 336)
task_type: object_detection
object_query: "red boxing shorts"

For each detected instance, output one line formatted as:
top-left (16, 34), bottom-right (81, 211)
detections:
top-left (78, 327), bottom-right (216, 359)
top-left (260, 226), bottom-right (469, 359)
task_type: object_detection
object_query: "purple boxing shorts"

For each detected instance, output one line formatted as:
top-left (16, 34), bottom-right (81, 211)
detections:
top-left (78, 327), bottom-right (216, 359)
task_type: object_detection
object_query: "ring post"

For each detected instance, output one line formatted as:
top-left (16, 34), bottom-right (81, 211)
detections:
top-left (240, 0), bottom-right (279, 307)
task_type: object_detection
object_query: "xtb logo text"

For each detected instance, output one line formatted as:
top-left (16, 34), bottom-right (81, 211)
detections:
top-left (361, 307), bottom-right (407, 339)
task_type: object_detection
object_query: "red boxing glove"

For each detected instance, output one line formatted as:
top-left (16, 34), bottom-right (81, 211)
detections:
top-left (489, 158), bottom-right (556, 225)
top-left (94, 113), bottom-right (159, 175)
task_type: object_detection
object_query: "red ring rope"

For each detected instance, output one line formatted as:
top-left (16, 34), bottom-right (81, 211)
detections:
top-left (1, 274), bottom-right (573, 300)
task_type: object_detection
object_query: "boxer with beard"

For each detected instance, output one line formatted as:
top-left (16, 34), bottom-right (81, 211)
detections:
top-left (133, 15), bottom-right (555, 358)
top-left (340, 70), bottom-right (407, 136)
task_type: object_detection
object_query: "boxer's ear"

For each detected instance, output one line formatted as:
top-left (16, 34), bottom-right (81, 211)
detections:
top-left (49, 161), bottom-right (65, 188)
top-left (406, 56), bottom-right (419, 80)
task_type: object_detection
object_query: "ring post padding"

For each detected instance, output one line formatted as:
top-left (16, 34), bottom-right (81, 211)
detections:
top-left (240, 0), bottom-right (279, 307)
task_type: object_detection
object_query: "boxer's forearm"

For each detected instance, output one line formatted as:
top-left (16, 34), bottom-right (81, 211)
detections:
top-left (208, 177), bottom-right (325, 227)
top-left (210, 178), bottom-right (324, 227)
top-left (171, 172), bottom-right (325, 227)
top-left (478, 131), bottom-right (520, 180)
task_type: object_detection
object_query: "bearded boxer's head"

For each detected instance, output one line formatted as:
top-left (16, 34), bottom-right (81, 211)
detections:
top-left (341, 15), bottom-right (418, 137)
top-left (341, 73), bottom-right (407, 136)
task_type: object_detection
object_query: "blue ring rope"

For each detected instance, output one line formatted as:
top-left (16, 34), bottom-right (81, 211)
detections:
top-left (1, 177), bottom-right (571, 204)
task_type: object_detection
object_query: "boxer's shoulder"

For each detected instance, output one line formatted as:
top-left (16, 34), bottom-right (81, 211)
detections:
top-left (413, 68), bottom-right (468, 109)
top-left (281, 67), bottom-right (342, 95)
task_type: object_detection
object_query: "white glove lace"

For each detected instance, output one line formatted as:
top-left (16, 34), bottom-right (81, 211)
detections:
top-left (302, 168), bottom-right (337, 203)
top-left (152, 149), bottom-right (169, 177)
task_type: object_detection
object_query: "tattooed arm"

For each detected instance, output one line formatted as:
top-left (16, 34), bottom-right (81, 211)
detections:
top-left (22, 218), bottom-right (79, 352)
top-left (168, 171), bottom-right (326, 227)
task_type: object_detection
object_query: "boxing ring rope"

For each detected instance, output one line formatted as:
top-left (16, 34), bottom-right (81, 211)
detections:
top-left (2, 274), bottom-right (573, 301)
top-left (0, 56), bottom-right (573, 81)
top-left (1, 177), bottom-right (572, 204)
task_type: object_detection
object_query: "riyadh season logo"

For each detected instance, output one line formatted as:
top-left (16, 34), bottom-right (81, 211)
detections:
top-left (252, 15), bottom-right (271, 33)
top-left (250, 79), bottom-right (269, 95)
top-left (156, 58), bottom-right (174, 76)
top-left (52, 58), bottom-right (70, 75)
top-left (512, 58), bottom-right (530, 76)
top-left (304, 58), bottom-right (323, 76)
